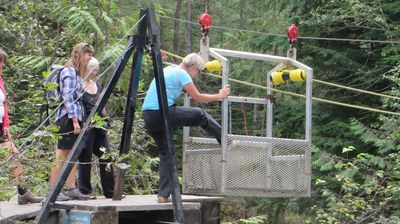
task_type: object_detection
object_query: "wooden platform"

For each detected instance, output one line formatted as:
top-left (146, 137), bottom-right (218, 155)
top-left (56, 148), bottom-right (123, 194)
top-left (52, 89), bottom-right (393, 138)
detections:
top-left (0, 195), bottom-right (222, 224)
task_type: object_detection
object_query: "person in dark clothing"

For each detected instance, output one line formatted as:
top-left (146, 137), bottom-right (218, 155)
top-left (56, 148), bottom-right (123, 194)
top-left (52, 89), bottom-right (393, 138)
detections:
top-left (78, 57), bottom-right (114, 198)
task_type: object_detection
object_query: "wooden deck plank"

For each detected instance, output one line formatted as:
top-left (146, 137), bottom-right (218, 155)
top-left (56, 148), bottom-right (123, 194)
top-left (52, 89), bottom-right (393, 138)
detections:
top-left (0, 199), bottom-right (40, 221)
top-left (0, 194), bottom-right (222, 222)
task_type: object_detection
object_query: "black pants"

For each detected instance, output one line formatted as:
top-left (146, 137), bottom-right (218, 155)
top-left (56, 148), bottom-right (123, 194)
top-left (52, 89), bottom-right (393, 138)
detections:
top-left (143, 106), bottom-right (221, 197)
top-left (78, 128), bottom-right (114, 198)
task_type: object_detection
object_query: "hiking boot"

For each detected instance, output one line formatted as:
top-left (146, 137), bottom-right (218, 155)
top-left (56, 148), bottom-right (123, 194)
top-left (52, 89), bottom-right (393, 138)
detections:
top-left (18, 191), bottom-right (44, 205)
top-left (64, 188), bottom-right (90, 200)
top-left (56, 192), bottom-right (70, 201)
top-left (157, 196), bottom-right (171, 203)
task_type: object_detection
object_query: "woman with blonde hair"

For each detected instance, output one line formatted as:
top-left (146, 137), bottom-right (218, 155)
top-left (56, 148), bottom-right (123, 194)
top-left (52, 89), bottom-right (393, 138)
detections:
top-left (50, 42), bottom-right (94, 201)
top-left (0, 49), bottom-right (43, 204)
top-left (142, 53), bottom-right (230, 203)
top-left (78, 57), bottom-right (114, 198)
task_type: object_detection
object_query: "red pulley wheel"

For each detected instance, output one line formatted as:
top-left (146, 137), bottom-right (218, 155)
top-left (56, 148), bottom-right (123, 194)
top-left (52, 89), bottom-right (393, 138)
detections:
top-left (199, 12), bottom-right (212, 33)
top-left (287, 24), bottom-right (299, 44)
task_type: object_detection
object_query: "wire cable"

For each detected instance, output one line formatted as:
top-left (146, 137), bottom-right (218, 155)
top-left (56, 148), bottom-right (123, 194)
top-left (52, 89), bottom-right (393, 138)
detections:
top-left (158, 15), bottom-right (400, 45)
top-left (162, 51), bottom-right (400, 116)
top-left (161, 26), bottom-right (400, 101)
top-left (313, 79), bottom-right (400, 101)
top-left (0, 15), bottom-right (146, 172)
top-left (213, 72), bottom-right (400, 116)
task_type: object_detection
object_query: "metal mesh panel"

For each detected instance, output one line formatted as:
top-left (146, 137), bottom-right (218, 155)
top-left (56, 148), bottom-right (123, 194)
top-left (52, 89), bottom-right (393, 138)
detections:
top-left (224, 134), bottom-right (311, 197)
top-left (183, 135), bottom-right (311, 197)
top-left (183, 141), bottom-right (222, 195)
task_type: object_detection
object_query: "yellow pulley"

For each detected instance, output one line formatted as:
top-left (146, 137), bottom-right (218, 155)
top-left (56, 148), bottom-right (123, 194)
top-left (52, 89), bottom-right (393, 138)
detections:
top-left (271, 69), bottom-right (306, 85)
top-left (205, 60), bottom-right (222, 71)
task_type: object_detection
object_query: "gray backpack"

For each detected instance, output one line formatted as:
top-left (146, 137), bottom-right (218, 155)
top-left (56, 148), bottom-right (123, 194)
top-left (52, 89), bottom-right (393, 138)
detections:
top-left (43, 65), bottom-right (64, 108)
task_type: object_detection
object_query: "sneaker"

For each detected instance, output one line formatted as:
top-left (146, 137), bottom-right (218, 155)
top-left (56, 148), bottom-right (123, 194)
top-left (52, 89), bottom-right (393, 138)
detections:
top-left (228, 140), bottom-right (240, 150)
top-left (64, 188), bottom-right (90, 200)
top-left (56, 192), bottom-right (70, 201)
top-left (18, 191), bottom-right (44, 205)
top-left (157, 196), bottom-right (171, 203)
top-left (79, 191), bottom-right (96, 199)
top-left (88, 194), bottom-right (97, 200)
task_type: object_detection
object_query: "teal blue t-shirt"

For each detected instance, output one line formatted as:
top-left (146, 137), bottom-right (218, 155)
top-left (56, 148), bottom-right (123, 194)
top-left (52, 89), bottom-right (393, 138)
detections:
top-left (142, 65), bottom-right (193, 110)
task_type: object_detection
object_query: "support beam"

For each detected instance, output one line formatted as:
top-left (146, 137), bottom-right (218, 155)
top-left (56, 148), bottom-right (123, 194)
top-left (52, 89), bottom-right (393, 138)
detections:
top-left (113, 9), bottom-right (147, 200)
top-left (37, 7), bottom-right (189, 223)
top-left (147, 8), bottom-right (185, 223)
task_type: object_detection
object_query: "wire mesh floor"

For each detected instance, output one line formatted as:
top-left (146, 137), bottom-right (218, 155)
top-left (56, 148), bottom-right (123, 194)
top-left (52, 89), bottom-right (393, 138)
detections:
top-left (183, 135), bottom-right (311, 197)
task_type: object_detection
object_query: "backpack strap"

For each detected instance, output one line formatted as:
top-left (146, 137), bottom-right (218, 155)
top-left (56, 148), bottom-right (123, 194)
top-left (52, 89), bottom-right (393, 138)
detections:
top-left (56, 67), bottom-right (65, 93)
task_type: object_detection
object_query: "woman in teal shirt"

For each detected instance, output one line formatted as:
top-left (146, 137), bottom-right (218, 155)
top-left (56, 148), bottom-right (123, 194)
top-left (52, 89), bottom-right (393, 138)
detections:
top-left (142, 53), bottom-right (230, 203)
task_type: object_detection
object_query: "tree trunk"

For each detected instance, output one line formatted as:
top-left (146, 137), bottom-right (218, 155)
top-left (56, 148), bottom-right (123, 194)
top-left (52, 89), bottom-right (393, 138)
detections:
top-left (94, 0), bottom-right (103, 51)
top-left (220, 0), bottom-right (225, 46)
top-left (240, 0), bottom-right (245, 28)
top-left (184, 0), bottom-right (193, 54)
top-left (173, 0), bottom-right (183, 53)
top-left (105, 0), bottom-right (110, 45)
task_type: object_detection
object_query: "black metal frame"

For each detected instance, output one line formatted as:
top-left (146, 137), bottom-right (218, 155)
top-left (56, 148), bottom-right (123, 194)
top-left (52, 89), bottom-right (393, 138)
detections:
top-left (37, 8), bottom-right (185, 224)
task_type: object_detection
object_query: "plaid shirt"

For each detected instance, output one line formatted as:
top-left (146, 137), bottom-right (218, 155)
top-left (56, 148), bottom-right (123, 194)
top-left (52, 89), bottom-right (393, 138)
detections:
top-left (56, 67), bottom-right (84, 122)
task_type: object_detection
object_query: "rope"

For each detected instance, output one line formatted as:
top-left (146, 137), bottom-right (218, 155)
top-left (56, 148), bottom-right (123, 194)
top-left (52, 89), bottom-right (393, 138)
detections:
top-left (0, 142), bottom-right (150, 170)
top-left (313, 79), bottom-right (400, 101)
top-left (0, 15), bottom-right (146, 173)
top-left (162, 51), bottom-right (400, 116)
top-left (158, 15), bottom-right (400, 45)
top-left (99, 15), bottom-right (146, 63)
top-left (23, 14), bottom-right (145, 141)
top-left (214, 74), bottom-right (400, 116)
top-left (162, 40), bottom-right (400, 104)
top-left (13, 50), bottom-right (120, 154)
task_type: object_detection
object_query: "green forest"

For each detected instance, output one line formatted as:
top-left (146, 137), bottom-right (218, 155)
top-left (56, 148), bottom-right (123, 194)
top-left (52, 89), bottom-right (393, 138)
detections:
top-left (1, 0), bottom-right (400, 223)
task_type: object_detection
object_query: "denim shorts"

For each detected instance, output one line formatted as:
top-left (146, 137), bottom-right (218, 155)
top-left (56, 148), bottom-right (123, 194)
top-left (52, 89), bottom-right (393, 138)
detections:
top-left (57, 116), bottom-right (82, 150)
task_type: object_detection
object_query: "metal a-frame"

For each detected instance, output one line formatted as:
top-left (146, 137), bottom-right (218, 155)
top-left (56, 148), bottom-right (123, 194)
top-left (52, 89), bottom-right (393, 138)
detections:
top-left (37, 8), bottom-right (185, 224)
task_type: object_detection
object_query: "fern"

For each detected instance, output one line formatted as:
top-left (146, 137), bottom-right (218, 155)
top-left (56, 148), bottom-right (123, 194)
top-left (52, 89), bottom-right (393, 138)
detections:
top-left (99, 11), bottom-right (113, 25)
top-left (227, 215), bottom-right (269, 224)
top-left (67, 7), bottom-right (104, 39)
top-left (350, 118), bottom-right (397, 154)
top-left (313, 148), bottom-right (337, 172)
top-left (99, 44), bottom-right (125, 63)
top-left (13, 55), bottom-right (66, 71)
top-left (52, 5), bottom-right (105, 40)
top-left (363, 154), bottom-right (387, 169)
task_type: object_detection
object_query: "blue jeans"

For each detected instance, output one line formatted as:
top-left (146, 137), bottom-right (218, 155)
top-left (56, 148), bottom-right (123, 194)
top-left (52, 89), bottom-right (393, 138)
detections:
top-left (143, 106), bottom-right (221, 197)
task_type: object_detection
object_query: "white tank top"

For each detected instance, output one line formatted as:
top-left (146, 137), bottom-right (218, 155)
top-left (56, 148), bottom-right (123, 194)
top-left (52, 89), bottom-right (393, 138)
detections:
top-left (0, 89), bottom-right (5, 122)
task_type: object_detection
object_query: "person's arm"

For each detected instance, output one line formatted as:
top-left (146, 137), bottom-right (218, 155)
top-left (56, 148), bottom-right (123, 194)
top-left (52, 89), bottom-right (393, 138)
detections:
top-left (97, 84), bottom-right (107, 116)
top-left (60, 68), bottom-right (81, 134)
top-left (0, 77), bottom-right (11, 142)
top-left (183, 83), bottom-right (230, 103)
top-left (60, 68), bottom-right (80, 118)
top-left (2, 96), bottom-right (10, 141)
top-left (0, 76), bottom-right (10, 135)
top-left (0, 83), bottom-right (16, 152)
